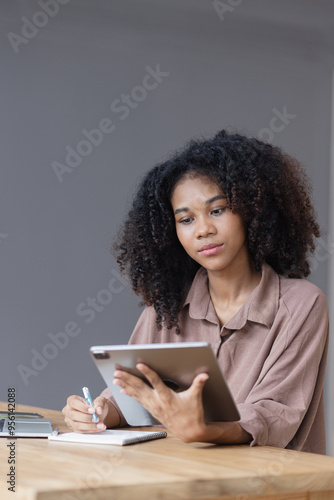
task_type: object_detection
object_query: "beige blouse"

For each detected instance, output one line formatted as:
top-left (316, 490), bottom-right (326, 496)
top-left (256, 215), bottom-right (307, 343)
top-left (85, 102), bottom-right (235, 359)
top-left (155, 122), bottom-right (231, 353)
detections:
top-left (101, 263), bottom-right (329, 454)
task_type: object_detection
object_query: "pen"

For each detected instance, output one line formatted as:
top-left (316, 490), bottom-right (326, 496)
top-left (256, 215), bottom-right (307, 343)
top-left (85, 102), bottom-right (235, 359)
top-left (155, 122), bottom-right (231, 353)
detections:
top-left (82, 386), bottom-right (98, 423)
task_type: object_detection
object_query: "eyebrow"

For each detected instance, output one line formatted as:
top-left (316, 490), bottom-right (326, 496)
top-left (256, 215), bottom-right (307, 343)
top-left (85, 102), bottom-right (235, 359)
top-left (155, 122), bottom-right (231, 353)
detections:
top-left (174, 195), bottom-right (227, 215)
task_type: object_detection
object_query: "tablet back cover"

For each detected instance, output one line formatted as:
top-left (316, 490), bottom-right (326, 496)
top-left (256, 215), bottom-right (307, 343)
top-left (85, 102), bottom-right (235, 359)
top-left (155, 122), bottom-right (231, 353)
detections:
top-left (90, 342), bottom-right (240, 426)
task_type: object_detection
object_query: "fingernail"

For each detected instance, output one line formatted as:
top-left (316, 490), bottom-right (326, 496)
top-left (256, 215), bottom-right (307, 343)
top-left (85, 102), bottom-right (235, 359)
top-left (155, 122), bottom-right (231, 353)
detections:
top-left (97, 423), bottom-right (106, 430)
top-left (88, 407), bottom-right (94, 414)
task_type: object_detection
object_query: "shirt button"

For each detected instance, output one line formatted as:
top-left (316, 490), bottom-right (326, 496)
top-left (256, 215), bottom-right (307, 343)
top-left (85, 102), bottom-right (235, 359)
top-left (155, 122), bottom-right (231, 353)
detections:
top-left (215, 342), bottom-right (219, 348)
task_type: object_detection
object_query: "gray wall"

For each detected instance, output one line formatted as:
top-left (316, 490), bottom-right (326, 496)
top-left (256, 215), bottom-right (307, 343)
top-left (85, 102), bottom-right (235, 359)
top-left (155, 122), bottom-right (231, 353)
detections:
top-left (1, 0), bottom-right (334, 454)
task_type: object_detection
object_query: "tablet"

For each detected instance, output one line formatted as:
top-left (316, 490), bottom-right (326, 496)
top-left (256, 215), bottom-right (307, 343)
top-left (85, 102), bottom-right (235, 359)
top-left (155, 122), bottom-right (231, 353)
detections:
top-left (0, 418), bottom-right (55, 437)
top-left (90, 342), bottom-right (240, 426)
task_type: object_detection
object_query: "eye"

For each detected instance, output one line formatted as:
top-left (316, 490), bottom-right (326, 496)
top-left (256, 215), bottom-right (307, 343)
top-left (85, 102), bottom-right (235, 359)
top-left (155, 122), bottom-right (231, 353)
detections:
top-left (178, 217), bottom-right (193, 225)
top-left (211, 207), bottom-right (226, 216)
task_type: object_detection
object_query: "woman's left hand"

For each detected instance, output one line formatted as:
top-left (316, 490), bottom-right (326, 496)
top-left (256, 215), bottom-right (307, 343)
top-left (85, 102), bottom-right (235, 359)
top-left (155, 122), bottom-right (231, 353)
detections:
top-left (113, 363), bottom-right (209, 442)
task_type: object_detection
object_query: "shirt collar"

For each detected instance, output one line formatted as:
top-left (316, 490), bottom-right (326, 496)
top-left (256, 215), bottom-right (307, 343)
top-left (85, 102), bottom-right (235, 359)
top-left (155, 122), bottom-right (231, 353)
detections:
top-left (183, 263), bottom-right (279, 330)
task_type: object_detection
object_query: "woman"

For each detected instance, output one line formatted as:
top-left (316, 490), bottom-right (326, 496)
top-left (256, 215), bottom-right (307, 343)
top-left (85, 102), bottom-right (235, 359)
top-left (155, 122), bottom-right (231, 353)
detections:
top-left (63, 130), bottom-right (329, 453)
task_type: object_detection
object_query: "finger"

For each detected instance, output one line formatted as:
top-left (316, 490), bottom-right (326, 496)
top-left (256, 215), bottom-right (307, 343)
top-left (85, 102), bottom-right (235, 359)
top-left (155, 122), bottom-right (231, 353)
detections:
top-left (113, 369), bottom-right (141, 383)
top-left (65, 394), bottom-right (90, 413)
top-left (93, 396), bottom-right (108, 416)
top-left (65, 419), bottom-right (106, 434)
top-left (63, 406), bottom-right (106, 431)
top-left (113, 371), bottom-right (155, 404)
top-left (113, 369), bottom-right (150, 392)
top-left (136, 363), bottom-right (166, 392)
top-left (113, 374), bottom-right (150, 396)
top-left (188, 373), bottom-right (209, 399)
top-left (63, 394), bottom-right (105, 423)
top-left (65, 407), bottom-right (101, 424)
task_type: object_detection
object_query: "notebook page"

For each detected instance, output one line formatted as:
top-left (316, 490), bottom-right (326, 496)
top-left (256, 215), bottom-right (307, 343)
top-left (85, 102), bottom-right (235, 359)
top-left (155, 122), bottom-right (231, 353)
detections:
top-left (48, 429), bottom-right (167, 446)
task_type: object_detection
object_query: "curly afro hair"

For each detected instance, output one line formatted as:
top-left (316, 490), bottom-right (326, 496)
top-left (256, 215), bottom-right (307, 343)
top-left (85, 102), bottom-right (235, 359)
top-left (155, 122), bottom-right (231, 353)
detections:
top-left (113, 130), bottom-right (320, 332)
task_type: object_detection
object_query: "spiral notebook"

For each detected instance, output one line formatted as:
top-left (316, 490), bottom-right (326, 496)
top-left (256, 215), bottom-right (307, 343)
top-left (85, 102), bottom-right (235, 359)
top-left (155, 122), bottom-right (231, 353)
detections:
top-left (48, 429), bottom-right (167, 446)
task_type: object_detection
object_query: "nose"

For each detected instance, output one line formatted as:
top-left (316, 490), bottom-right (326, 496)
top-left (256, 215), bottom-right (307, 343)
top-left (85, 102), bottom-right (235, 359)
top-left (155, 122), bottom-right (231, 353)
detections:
top-left (196, 217), bottom-right (217, 239)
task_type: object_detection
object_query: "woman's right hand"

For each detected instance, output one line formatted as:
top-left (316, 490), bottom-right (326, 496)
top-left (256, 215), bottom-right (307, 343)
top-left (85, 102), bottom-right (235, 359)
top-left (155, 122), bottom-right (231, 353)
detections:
top-left (62, 395), bottom-right (120, 433)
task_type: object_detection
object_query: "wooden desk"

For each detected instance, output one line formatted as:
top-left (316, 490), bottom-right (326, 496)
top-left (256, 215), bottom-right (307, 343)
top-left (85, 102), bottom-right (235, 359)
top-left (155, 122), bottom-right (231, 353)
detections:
top-left (1, 403), bottom-right (334, 500)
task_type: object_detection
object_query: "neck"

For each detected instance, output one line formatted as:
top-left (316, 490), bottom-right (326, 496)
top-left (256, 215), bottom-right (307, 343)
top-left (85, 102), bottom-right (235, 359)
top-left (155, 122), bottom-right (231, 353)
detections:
top-left (207, 257), bottom-right (261, 312)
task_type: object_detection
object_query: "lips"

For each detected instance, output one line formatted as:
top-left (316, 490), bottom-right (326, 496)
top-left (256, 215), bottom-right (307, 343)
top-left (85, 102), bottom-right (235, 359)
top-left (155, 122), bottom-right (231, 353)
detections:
top-left (199, 243), bottom-right (222, 251)
top-left (199, 243), bottom-right (223, 256)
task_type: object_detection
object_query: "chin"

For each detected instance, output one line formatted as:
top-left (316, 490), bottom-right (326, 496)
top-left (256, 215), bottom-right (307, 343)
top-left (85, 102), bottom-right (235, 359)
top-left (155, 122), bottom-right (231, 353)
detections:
top-left (201, 263), bottom-right (227, 273)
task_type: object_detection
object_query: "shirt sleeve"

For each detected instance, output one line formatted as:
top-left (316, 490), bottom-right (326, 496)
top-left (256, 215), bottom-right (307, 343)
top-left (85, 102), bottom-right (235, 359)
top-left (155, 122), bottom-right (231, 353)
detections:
top-left (236, 289), bottom-right (329, 449)
top-left (98, 388), bottom-right (128, 427)
top-left (128, 306), bottom-right (158, 344)
top-left (99, 306), bottom-right (157, 426)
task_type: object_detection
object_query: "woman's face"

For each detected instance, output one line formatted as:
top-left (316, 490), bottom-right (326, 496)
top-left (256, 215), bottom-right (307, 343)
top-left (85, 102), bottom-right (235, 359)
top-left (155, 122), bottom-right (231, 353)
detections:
top-left (170, 175), bottom-right (250, 276)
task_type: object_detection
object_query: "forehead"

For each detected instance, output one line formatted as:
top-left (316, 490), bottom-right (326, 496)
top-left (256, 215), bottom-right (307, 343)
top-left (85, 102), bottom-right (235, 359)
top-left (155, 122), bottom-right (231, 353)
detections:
top-left (171, 175), bottom-right (224, 206)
